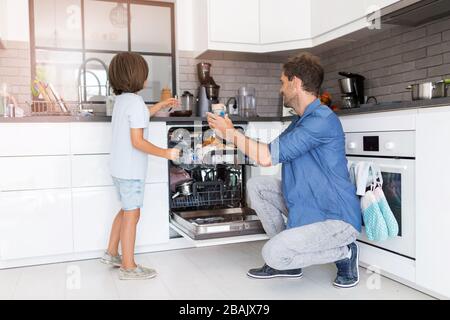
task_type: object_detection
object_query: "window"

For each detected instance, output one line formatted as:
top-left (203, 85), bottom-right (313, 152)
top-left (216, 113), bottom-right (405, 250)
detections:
top-left (29, 0), bottom-right (176, 104)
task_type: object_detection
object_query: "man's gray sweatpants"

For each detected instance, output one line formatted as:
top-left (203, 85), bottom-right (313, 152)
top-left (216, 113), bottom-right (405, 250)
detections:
top-left (247, 176), bottom-right (360, 270)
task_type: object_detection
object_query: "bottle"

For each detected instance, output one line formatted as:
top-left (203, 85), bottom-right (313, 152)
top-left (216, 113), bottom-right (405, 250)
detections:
top-left (0, 95), bottom-right (5, 117)
top-left (106, 95), bottom-right (115, 116)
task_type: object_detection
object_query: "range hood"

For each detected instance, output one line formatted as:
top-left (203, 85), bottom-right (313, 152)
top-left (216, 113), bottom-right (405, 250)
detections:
top-left (381, 0), bottom-right (450, 26)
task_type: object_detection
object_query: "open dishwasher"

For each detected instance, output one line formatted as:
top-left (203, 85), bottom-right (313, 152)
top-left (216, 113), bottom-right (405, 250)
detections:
top-left (167, 125), bottom-right (265, 240)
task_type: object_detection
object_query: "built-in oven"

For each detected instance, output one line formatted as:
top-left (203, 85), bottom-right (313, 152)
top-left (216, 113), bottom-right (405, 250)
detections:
top-left (346, 130), bottom-right (416, 260)
top-left (167, 124), bottom-right (265, 240)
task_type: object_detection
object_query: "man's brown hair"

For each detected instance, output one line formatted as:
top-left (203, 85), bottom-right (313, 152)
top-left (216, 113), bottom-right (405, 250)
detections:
top-left (283, 52), bottom-right (324, 96)
top-left (108, 52), bottom-right (149, 95)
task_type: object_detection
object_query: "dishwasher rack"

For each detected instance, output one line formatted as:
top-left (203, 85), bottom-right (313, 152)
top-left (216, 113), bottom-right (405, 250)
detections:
top-left (171, 181), bottom-right (243, 211)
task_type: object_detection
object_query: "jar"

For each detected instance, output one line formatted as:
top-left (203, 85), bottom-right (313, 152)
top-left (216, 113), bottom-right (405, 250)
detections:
top-left (160, 88), bottom-right (172, 102)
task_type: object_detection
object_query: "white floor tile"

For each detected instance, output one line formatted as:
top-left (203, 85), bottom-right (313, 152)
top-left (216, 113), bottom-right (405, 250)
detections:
top-left (1, 241), bottom-right (435, 300)
top-left (64, 260), bottom-right (119, 300)
top-left (0, 267), bottom-right (23, 299)
top-left (13, 263), bottom-right (66, 300)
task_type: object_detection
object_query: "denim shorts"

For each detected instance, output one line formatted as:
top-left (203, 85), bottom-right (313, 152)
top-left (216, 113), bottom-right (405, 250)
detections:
top-left (112, 177), bottom-right (146, 211)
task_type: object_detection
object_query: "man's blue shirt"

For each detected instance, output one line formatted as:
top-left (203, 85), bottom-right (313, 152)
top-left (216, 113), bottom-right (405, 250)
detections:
top-left (269, 99), bottom-right (362, 232)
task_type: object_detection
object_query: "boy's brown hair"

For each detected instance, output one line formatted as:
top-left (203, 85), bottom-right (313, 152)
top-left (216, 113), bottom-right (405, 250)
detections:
top-left (108, 52), bottom-right (149, 95)
top-left (283, 52), bottom-right (324, 96)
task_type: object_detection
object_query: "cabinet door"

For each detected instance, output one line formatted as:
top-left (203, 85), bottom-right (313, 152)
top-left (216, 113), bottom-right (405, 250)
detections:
top-left (72, 184), bottom-right (169, 253)
top-left (0, 189), bottom-right (73, 260)
top-left (0, 123), bottom-right (70, 156)
top-left (136, 183), bottom-right (169, 247)
top-left (0, 156), bottom-right (71, 191)
top-left (70, 122), bottom-right (111, 155)
top-left (209, 0), bottom-right (260, 44)
top-left (365, 0), bottom-right (400, 10)
top-left (72, 186), bottom-right (121, 253)
top-left (416, 107), bottom-right (450, 298)
top-left (260, 0), bottom-right (311, 44)
top-left (311, 0), bottom-right (366, 37)
top-left (147, 122), bottom-right (168, 183)
top-left (245, 122), bottom-right (283, 179)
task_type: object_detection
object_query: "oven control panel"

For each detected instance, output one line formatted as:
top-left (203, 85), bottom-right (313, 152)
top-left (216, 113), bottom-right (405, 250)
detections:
top-left (345, 130), bottom-right (415, 158)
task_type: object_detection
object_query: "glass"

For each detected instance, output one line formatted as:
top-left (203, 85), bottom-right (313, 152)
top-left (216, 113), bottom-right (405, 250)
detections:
top-left (35, 50), bottom-right (83, 103)
top-left (139, 55), bottom-right (173, 103)
top-left (382, 172), bottom-right (402, 236)
top-left (34, 0), bottom-right (82, 48)
top-left (84, 0), bottom-right (128, 51)
top-left (130, 4), bottom-right (172, 53)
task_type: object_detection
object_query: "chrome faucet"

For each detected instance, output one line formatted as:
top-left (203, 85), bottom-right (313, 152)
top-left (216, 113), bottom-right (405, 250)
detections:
top-left (77, 57), bottom-right (110, 112)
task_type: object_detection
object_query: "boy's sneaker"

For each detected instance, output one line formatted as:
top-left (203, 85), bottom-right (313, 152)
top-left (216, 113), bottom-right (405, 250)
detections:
top-left (119, 265), bottom-right (157, 280)
top-left (333, 242), bottom-right (360, 288)
top-left (247, 264), bottom-right (303, 279)
top-left (100, 251), bottom-right (122, 267)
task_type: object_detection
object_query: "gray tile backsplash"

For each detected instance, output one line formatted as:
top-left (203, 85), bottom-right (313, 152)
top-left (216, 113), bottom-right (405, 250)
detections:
top-left (177, 51), bottom-right (283, 117)
top-left (319, 16), bottom-right (450, 104)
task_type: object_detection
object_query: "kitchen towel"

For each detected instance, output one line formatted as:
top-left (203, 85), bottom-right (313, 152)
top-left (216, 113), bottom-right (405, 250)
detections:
top-left (348, 161), bottom-right (383, 196)
top-left (360, 178), bottom-right (389, 242)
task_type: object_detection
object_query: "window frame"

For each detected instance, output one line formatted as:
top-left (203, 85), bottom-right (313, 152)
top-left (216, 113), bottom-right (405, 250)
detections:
top-left (28, 0), bottom-right (177, 104)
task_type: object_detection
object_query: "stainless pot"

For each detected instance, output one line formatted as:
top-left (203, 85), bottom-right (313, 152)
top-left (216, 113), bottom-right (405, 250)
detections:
top-left (407, 80), bottom-right (450, 100)
top-left (172, 180), bottom-right (194, 199)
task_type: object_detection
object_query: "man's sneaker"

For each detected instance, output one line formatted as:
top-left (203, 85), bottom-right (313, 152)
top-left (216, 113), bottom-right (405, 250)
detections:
top-left (333, 242), bottom-right (360, 288)
top-left (119, 265), bottom-right (157, 280)
top-left (247, 264), bottom-right (303, 279)
top-left (100, 251), bottom-right (122, 267)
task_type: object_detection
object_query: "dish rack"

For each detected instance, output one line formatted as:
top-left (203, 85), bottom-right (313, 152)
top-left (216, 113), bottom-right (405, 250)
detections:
top-left (27, 100), bottom-right (74, 116)
top-left (171, 181), bottom-right (243, 211)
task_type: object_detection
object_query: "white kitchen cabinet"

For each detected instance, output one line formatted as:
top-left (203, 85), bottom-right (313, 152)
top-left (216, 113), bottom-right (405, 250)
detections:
top-left (0, 123), bottom-right (70, 156)
top-left (72, 186), bottom-right (121, 253)
top-left (72, 183), bottom-right (169, 253)
top-left (71, 154), bottom-right (114, 188)
top-left (70, 122), bottom-right (112, 155)
top-left (365, 0), bottom-right (400, 10)
top-left (0, 189), bottom-right (73, 261)
top-left (209, 0), bottom-right (260, 45)
top-left (147, 122), bottom-right (169, 184)
top-left (0, 156), bottom-right (71, 191)
top-left (415, 106), bottom-right (450, 298)
top-left (191, 0), bottom-right (396, 54)
top-left (260, 0), bottom-right (311, 44)
top-left (136, 183), bottom-right (170, 247)
top-left (311, 0), bottom-right (366, 38)
top-left (245, 122), bottom-right (283, 179)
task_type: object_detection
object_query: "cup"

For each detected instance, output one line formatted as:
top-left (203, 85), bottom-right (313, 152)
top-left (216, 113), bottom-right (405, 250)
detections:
top-left (212, 103), bottom-right (226, 117)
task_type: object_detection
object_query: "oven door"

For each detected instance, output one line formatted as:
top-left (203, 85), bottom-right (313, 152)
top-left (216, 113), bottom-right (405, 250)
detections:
top-left (347, 156), bottom-right (415, 259)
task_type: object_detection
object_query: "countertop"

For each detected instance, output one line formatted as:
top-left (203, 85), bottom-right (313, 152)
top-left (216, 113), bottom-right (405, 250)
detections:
top-left (0, 114), bottom-right (294, 123)
top-left (335, 96), bottom-right (450, 116)
top-left (1, 98), bottom-right (450, 123)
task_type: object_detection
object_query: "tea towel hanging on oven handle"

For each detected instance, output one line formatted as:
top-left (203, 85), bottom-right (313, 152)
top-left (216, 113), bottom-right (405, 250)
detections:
top-left (372, 165), bottom-right (399, 238)
top-left (360, 163), bottom-right (389, 242)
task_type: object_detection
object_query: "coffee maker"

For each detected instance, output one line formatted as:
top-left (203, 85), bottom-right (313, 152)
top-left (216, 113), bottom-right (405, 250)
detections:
top-left (197, 62), bottom-right (220, 116)
top-left (338, 72), bottom-right (365, 109)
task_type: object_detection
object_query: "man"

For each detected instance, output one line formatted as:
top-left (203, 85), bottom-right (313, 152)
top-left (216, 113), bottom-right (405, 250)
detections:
top-left (207, 53), bottom-right (362, 288)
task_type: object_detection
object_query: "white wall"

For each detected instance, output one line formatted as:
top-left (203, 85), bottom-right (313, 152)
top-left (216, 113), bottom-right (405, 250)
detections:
top-left (1, 0), bottom-right (29, 42)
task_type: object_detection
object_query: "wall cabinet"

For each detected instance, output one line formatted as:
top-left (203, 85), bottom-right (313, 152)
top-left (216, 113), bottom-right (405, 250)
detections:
top-left (0, 189), bottom-right (73, 260)
top-left (191, 0), bottom-right (402, 54)
top-left (260, 0), bottom-right (311, 44)
top-left (415, 106), bottom-right (450, 298)
top-left (208, 0), bottom-right (260, 45)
